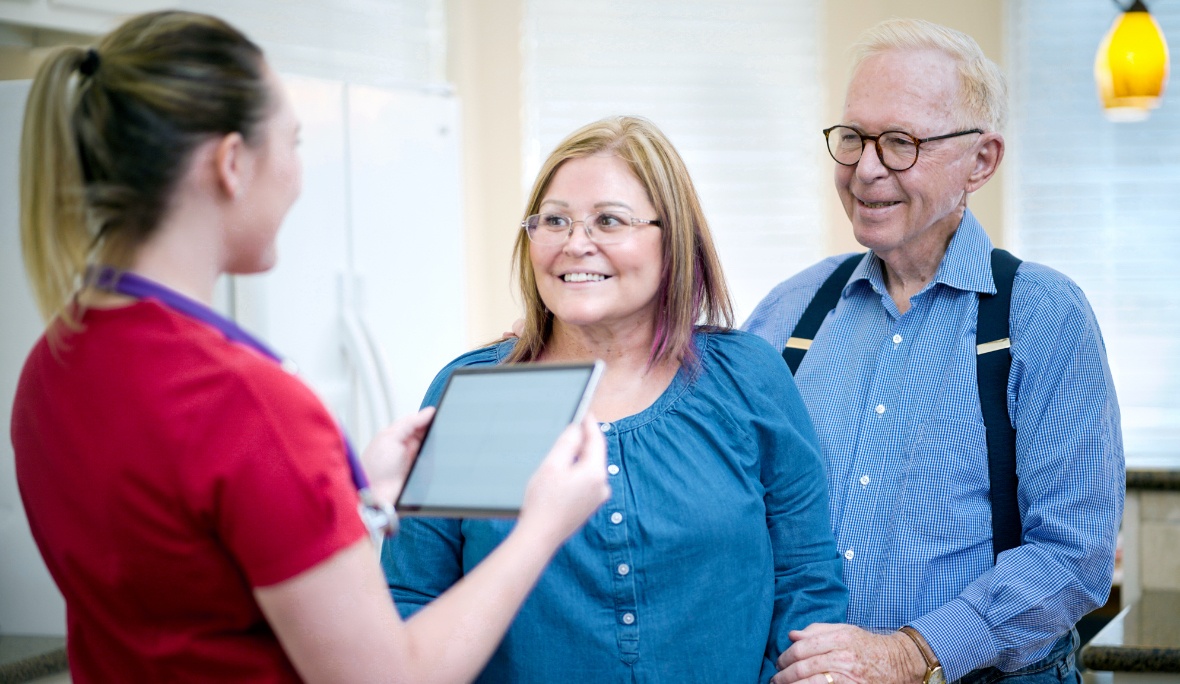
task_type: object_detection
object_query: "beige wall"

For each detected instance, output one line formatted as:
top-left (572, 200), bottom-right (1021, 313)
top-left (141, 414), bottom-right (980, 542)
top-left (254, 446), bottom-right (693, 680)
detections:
top-left (1122, 490), bottom-right (1180, 607)
top-left (447, 0), bottom-right (526, 346)
top-left (451, 1), bottom-right (1008, 344)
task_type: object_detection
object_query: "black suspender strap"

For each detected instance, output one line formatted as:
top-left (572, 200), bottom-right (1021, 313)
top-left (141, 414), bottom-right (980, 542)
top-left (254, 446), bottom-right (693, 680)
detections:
top-left (781, 253), bottom-right (863, 374)
top-left (781, 248), bottom-right (1024, 563)
top-left (977, 248), bottom-right (1022, 561)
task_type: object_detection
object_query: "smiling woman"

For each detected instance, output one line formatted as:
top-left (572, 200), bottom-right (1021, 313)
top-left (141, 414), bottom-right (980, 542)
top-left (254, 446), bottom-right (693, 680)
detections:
top-left (383, 115), bottom-right (849, 683)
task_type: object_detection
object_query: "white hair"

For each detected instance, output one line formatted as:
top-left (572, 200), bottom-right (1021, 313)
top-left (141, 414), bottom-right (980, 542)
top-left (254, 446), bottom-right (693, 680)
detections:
top-left (850, 18), bottom-right (1008, 132)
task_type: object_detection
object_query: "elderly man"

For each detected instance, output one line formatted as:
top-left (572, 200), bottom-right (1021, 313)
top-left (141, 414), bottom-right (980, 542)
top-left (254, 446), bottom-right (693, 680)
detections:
top-left (744, 19), bottom-right (1124, 684)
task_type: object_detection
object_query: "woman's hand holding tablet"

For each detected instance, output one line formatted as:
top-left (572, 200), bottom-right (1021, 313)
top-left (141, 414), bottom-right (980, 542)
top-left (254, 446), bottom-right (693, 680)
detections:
top-left (359, 407), bottom-right (436, 509)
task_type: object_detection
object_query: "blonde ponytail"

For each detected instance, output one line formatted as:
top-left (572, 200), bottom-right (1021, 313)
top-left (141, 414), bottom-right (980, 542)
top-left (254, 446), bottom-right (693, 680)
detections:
top-left (16, 11), bottom-right (268, 335)
top-left (20, 47), bottom-right (91, 327)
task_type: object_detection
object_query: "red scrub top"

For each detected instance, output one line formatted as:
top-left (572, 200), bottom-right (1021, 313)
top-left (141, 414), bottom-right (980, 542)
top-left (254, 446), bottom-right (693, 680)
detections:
top-left (12, 300), bottom-right (367, 682)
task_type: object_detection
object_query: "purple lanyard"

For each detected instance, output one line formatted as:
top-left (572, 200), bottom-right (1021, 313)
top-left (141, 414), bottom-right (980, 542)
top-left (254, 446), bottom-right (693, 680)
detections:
top-left (92, 266), bottom-right (398, 538)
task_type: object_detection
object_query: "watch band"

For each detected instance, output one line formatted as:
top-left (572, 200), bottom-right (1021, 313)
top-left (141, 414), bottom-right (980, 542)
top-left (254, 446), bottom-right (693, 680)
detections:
top-left (899, 625), bottom-right (939, 671)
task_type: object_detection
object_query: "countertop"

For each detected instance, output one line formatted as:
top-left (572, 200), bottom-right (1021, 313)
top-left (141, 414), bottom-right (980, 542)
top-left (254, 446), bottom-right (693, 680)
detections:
top-left (1126, 467), bottom-right (1180, 491)
top-left (0, 636), bottom-right (66, 684)
top-left (1081, 590), bottom-right (1180, 673)
top-left (1125, 457), bottom-right (1180, 491)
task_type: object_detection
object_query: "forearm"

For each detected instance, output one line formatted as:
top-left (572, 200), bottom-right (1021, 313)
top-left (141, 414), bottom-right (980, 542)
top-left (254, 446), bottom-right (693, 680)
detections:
top-left (910, 541), bottom-right (1114, 680)
top-left (260, 530), bottom-right (555, 684)
top-left (400, 522), bottom-right (559, 683)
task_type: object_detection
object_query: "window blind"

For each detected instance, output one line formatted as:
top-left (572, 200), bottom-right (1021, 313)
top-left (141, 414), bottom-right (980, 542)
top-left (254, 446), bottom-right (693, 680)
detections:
top-left (522, 0), bottom-right (824, 322)
top-left (1008, 1), bottom-right (1180, 464)
top-left (183, 0), bottom-right (446, 89)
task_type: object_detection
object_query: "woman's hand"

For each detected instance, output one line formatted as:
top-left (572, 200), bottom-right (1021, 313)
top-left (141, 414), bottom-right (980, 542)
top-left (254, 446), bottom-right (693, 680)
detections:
top-left (360, 407), bottom-right (436, 507)
top-left (516, 413), bottom-right (611, 547)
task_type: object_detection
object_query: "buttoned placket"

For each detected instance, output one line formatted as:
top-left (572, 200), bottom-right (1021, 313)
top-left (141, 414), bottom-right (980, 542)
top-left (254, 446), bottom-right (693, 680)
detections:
top-left (837, 287), bottom-right (919, 616)
top-left (601, 421), bottom-right (640, 664)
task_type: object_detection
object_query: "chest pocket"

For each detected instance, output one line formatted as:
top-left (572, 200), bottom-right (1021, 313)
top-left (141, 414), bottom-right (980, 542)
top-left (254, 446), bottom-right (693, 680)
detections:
top-left (902, 417), bottom-right (992, 544)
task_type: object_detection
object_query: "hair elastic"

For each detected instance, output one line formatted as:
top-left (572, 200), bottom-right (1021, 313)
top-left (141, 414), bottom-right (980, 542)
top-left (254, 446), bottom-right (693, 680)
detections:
top-left (79, 48), bottom-right (100, 77)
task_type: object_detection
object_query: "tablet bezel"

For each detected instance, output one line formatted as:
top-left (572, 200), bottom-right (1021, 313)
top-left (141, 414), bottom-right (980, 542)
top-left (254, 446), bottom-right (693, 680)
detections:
top-left (394, 360), bottom-right (604, 518)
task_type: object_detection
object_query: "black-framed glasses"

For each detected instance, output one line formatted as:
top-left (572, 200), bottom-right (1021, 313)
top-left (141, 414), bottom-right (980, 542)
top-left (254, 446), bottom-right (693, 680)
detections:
top-left (522, 211), bottom-right (661, 245)
top-left (822, 125), bottom-right (983, 171)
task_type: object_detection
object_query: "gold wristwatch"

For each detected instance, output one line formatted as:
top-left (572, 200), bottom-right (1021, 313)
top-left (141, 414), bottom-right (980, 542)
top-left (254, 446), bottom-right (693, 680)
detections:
top-left (899, 626), bottom-right (945, 684)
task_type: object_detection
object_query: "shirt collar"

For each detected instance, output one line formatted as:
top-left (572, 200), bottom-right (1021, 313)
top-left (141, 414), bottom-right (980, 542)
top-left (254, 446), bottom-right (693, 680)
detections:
top-left (931, 209), bottom-right (996, 295)
top-left (846, 208), bottom-right (996, 298)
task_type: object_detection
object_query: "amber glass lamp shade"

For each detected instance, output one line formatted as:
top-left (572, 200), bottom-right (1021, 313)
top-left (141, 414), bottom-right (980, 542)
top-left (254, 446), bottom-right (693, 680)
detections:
top-left (1095, 0), bottom-right (1170, 122)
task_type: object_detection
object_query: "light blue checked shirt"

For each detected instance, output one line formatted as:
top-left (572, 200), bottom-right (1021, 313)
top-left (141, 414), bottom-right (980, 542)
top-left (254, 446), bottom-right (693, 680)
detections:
top-left (743, 210), bottom-right (1124, 681)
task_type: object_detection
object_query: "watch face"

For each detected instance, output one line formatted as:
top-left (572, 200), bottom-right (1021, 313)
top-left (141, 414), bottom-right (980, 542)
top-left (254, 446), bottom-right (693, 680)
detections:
top-left (927, 666), bottom-right (945, 684)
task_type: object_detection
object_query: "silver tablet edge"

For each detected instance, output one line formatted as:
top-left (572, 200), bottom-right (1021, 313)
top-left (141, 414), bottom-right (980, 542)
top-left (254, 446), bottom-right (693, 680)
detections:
top-left (571, 359), bottom-right (605, 424)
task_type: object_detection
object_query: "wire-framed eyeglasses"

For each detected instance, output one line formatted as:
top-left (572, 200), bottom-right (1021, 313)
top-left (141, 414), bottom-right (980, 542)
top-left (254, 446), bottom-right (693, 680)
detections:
top-left (522, 211), bottom-right (661, 245)
top-left (823, 125), bottom-right (983, 172)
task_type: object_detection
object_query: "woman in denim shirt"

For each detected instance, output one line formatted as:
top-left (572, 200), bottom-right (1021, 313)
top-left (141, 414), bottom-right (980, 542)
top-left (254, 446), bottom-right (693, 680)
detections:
top-left (382, 116), bottom-right (847, 683)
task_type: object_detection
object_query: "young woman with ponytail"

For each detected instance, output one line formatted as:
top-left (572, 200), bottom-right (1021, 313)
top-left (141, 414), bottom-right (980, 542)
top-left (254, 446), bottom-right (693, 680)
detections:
top-left (12, 11), bottom-right (608, 683)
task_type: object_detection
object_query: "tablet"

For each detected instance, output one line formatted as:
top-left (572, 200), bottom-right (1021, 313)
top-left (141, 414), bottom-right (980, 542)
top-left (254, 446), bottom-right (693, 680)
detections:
top-left (396, 361), bottom-right (604, 518)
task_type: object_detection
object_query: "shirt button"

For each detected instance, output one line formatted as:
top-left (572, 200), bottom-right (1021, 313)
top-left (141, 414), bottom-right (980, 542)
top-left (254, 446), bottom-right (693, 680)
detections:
top-left (875, 404), bottom-right (886, 415)
top-left (844, 549), bottom-right (855, 560)
top-left (607, 464), bottom-right (620, 475)
top-left (617, 563), bottom-right (630, 576)
top-left (622, 612), bottom-right (635, 625)
top-left (892, 334), bottom-right (903, 344)
top-left (600, 422), bottom-right (612, 433)
top-left (281, 359), bottom-right (300, 375)
top-left (610, 512), bottom-right (623, 524)
top-left (860, 475), bottom-right (871, 486)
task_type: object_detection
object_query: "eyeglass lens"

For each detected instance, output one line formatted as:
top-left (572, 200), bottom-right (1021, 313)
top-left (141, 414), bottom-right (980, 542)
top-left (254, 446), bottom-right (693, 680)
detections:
top-left (524, 211), bottom-right (637, 245)
top-left (826, 126), bottom-right (920, 171)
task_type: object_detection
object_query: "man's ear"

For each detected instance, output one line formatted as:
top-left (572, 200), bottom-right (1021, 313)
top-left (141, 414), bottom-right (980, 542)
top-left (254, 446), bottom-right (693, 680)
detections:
top-left (214, 132), bottom-right (248, 199)
top-left (965, 132), bottom-right (1004, 193)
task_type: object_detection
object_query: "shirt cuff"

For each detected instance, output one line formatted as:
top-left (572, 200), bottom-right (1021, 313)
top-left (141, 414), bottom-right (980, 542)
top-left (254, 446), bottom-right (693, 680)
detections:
top-left (908, 598), bottom-right (998, 682)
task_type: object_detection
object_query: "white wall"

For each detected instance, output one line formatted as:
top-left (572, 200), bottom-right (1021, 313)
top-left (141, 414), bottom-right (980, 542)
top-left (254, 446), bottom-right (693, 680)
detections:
top-left (0, 80), bottom-right (68, 636)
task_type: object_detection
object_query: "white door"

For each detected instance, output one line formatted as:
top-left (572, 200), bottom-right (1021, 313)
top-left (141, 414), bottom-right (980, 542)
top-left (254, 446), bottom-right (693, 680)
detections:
top-left (236, 75), bottom-right (467, 449)
top-left (348, 84), bottom-right (467, 423)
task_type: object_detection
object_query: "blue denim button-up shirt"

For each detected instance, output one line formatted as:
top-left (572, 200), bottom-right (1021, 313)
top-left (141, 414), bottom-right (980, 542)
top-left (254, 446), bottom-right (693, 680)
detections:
top-left (744, 210), bottom-right (1124, 681)
top-left (382, 331), bottom-right (847, 683)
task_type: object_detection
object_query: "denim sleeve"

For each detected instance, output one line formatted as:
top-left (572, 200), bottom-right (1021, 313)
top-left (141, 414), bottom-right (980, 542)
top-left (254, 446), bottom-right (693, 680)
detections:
top-left (910, 265), bottom-right (1124, 680)
top-left (724, 334), bottom-right (848, 677)
top-left (381, 517), bottom-right (464, 618)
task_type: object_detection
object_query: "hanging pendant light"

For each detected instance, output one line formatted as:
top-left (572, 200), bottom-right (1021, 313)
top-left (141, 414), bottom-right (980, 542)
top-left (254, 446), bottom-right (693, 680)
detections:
top-left (1094, 0), bottom-right (1170, 121)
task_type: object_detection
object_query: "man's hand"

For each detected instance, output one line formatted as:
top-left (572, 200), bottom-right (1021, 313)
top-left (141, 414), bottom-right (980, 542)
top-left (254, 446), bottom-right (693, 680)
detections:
top-left (501, 318), bottom-right (525, 340)
top-left (772, 623), bottom-right (927, 684)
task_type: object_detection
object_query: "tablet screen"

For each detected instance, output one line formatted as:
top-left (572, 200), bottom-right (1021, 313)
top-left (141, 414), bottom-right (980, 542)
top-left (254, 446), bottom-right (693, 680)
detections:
top-left (396, 361), bottom-right (603, 517)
